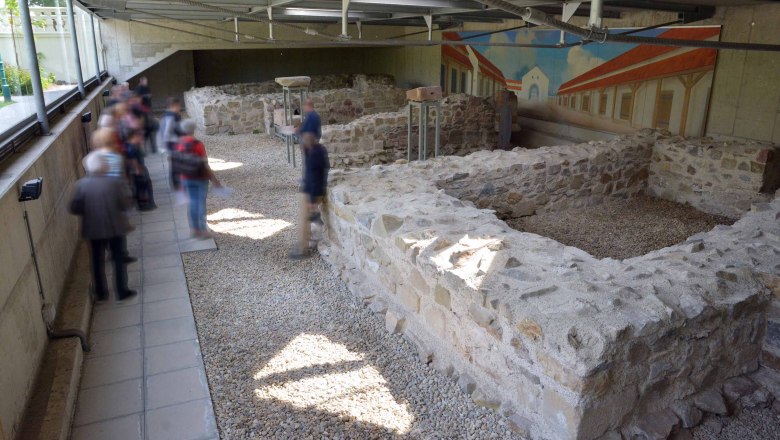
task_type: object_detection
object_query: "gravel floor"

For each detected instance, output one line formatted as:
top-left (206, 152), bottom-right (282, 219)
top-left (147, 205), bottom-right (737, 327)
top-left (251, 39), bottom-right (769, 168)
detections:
top-left (507, 195), bottom-right (733, 260)
top-left (182, 134), bottom-right (520, 440)
top-left (693, 409), bottom-right (780, 440)
top-left (182, 134), bottom-right (778, 439)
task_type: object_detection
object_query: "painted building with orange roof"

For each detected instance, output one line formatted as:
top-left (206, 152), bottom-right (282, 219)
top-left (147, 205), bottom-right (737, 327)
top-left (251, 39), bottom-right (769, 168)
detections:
top-left (554, 26), bottom-right (720, 136)
top-left (506, 79), bottom-right (523, 95)
top-left (441, 32), bottom-right (507, 98)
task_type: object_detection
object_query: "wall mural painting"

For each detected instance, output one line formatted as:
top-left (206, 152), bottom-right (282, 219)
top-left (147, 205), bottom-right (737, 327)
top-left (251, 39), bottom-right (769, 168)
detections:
top-left (442, 26), bottom-right (721, 136)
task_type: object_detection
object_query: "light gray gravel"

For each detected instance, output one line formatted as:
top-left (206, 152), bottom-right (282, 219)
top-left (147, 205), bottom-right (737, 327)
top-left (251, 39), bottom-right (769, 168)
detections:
top-left (693, 409), bottom-right (780, 440)
top-left (182, 133), bottom-right (779, 439)
top-left (507, 195), bottom-right (733, 260)
top-left (182, 134), bottom-right (521, 439)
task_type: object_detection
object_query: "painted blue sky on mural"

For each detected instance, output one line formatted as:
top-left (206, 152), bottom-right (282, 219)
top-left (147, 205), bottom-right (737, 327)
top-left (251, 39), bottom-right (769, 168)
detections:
top-left (459, 28), bottom-right (669, 96)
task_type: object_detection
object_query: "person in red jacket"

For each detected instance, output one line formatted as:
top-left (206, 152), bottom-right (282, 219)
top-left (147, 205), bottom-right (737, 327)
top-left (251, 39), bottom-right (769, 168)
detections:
top-left (175, 119), bottom-right (221, 239)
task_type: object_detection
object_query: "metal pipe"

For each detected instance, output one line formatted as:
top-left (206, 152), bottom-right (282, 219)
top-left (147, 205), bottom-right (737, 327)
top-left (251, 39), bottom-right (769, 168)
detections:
top-left (407, 103), bottom-right (412, 161)
top-left (130, 20), bottom-right (236, 43)
top-left (588, 0), bottom-right (602, 28)
top-left (90, 14), bottom-right (101, 82)
top-left (268, 6), bottom-right (274, 40)
top-left (168, 0), bottom-right (344, 41)
top-left (234, 17), bottom-right (239, 43)
top-left (18, 0), bottom-right (49, 134)
top-left (65, 0), bottom-right (85, 98)
top-left (48, 328), bottom-right (90, 352)
top-left (475, 1), bottom-right (780, 52)
top-left (341, 0), bottom-right (351, 38)
top-left (126, 8), bottom-right (269, 41)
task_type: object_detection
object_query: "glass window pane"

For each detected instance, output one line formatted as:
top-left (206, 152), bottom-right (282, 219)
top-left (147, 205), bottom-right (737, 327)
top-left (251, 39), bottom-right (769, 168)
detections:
top-left (30, 3), bottom-right (79, 105)
top-left (76, 6), bottom-right (98, 81)
top-left (450, 68), bottom-right (457, 94)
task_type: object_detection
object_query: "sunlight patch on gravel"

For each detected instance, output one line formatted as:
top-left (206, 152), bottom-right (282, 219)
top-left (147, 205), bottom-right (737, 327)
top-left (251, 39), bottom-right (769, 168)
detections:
top-left (207, 208), bottom-right (292, 240)
top-left (254, 334), bottom-right (414, 434)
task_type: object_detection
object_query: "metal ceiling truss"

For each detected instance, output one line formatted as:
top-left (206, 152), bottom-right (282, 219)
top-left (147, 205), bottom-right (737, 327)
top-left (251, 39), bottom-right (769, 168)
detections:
top-left (80, 0), bottom-right (720, 26)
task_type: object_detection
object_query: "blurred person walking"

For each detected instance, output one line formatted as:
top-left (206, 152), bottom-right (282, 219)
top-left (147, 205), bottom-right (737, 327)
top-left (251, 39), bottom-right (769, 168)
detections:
top-left (158, 97), bottom-right (185, 189)
top-left (69, 151), bottom-right (137, 302)
top-left (172, 119), bottom-right (221, 239)
top-left (290, 132), bottom-right (329, 260)
top-left (297, 99), bottom-right (322, 140)
top-left (124, 129), bottom-right (157, 211)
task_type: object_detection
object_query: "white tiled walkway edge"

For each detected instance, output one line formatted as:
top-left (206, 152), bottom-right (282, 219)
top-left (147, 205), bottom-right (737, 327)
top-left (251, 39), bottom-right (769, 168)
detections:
top-left (72, 154), bottom-right (219, 440)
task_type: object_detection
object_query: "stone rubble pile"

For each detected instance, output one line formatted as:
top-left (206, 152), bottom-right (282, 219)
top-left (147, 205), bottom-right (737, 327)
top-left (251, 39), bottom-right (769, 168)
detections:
top-left (321, 131), bottom-right (780, 439)
top-left (646, 134), bottom-right (778, 218)
top-left (183, 74), bottom-right (405, 135)
top-left (322, 94), bottom-right (498, 167)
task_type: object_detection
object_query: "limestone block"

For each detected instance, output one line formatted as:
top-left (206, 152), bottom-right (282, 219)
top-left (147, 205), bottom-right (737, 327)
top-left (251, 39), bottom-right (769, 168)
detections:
top-left (693, 389), bottom-right (728, 415)
top-left (434, 285), bottom-right (451, 310)
top-left (398, 284), bottom-right (421, 313)
top-left (722, 376), bottom-right (760, 403)
top-left (457, 373), bottom-right (477, 395)
top-left (385, 310), bottom-right (406, 334)
top-left (275, 76), bottom-right (311, 87)
top-left (630, 409), bottom-right (680, 440)
top-left (671, 401), bottom-right (703, 429)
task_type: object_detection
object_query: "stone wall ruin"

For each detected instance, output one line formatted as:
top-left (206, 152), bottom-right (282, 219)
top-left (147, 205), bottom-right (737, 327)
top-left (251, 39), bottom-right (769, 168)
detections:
top-left (184, 74), bottom-right (406, 135)
top-left (322, 94), bottom-right (498, 168)
top-left (647, 135), bottom-right (780, 218)
top-left (321, 131), bottom-right (780, 439)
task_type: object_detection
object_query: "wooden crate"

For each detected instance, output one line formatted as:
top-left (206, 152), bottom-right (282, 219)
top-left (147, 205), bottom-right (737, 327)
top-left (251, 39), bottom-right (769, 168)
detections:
top-left (406, 86), bottom-right (442, 102)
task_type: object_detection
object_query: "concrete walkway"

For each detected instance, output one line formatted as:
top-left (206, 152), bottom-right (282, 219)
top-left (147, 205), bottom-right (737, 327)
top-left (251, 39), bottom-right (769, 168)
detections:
top-left (71, 154), bottom-right (219, 440)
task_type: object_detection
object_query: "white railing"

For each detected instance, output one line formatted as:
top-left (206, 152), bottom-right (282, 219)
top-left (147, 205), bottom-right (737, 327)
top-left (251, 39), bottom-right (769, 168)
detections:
top-left (0, 7), bottom-right (87, 34)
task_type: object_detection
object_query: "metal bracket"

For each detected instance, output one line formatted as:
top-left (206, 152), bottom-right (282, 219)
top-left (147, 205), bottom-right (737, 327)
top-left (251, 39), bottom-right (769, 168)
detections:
top-left (424, 14), bottom-right (433, 40)
top-left (560, 1), bottom-right (581, 44)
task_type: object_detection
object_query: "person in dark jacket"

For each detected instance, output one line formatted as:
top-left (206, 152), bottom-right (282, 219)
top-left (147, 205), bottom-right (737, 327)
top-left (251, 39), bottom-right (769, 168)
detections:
top-left (297, 99), bottom-right (321, 140)
top-left (291, 132), bottom-right (329, 259)
top-left (70, 151), bottom-right (137, 301)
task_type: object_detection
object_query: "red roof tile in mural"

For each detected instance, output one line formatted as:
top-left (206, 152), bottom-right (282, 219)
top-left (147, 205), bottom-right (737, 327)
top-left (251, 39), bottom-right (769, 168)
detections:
top-left (506, 79), bottom-right (523, 92)
top-left (558, 26), bottom-right (720, 95)
top-left (442, 31), bottom-right (506, 84)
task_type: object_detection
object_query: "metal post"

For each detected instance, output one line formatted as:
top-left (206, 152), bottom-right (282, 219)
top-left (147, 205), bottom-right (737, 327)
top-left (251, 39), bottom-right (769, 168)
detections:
top-left (560, 1), bottom-right (581, 44)
top-left (267, 6), bottom-right (274, 40)
top-left (234, 17), bottom-right (239, 43)
top-left (90, 14), bottom-right (101, 81)
top-left (356, 20), bottom-right (362, 39)
top-left (65, 0), bottom-right (85, 98)
top-left (434, 103), bottom-right (441, 157)
top-left (18, 0), bottom-right (49, 134)
top-left (588, 0), bottom-right (603, 28)
top-left (418, 104), bottom-right (424, 161)
top-left (341, 0), bottom-right (351, 38)
top-left (424, 15), bottom-right (433, 40)
top-left (422, 104), bottom-right (428, 160)
top-left (407, 102), bottom-right (413, 161)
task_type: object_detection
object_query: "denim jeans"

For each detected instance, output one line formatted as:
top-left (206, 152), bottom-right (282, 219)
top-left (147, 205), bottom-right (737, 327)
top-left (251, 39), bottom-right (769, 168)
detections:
top-left (184, 179), bottom-right (209, 231)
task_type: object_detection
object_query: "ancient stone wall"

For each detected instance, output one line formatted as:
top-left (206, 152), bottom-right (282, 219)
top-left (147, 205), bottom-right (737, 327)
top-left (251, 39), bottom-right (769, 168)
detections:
top-left (439, 136), bottom-right (651, 219)
top-left (322, 94), bottom-right (498, 167)
top-left (321, 132), bottom-right (780, 439)
top-left (183, 74), bottom-right (405, 135)
top-left (647, 135), bottom-right (779, 218)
